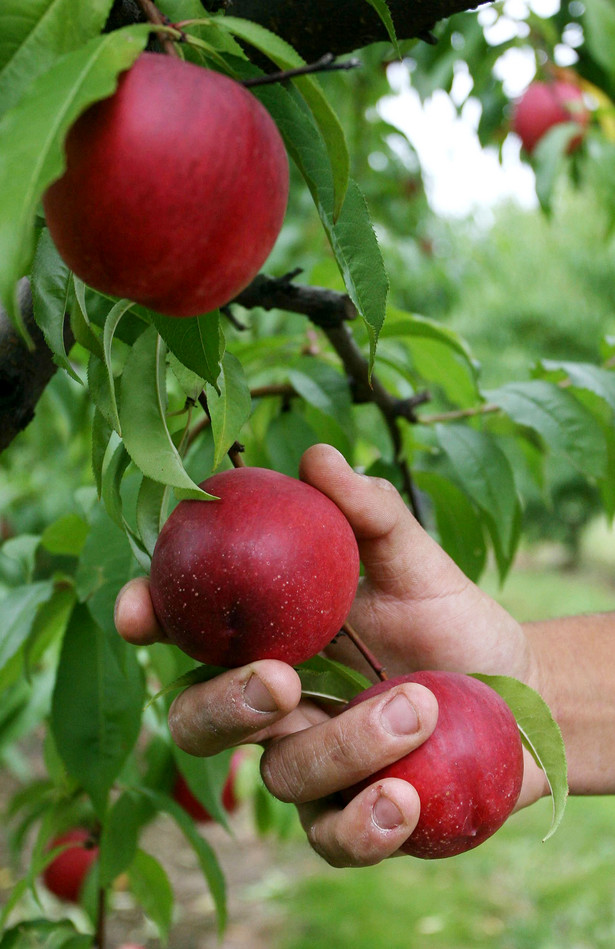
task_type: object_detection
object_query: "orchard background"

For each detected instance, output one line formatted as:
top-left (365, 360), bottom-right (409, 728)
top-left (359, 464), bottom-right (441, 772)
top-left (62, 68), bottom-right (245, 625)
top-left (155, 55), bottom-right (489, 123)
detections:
top-left (2, 0), bottom-right (615, 946)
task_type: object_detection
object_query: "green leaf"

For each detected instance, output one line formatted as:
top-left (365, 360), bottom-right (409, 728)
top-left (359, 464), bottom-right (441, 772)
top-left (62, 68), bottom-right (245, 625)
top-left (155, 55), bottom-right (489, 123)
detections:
top-left (91, 407), bottom-right (113, 496)
top-left (70, 275), bottom-right (104, 360)
top-left (150, 309), bottom-right (223, 389)
top-left (433, 424), bottom-right (521, 579)
top-left (98, 791), bottom-right (146, 888)
top-left (583, 0), bottom-right (615, 79)
top-left (0, 581), bottom-right (54, 676)
top-left (0, 918), bottom-right (93, 949)
top-left (0, 0), bottom-right (114, 115)
top-left (172, 747), bottom-right (235, 830)
top-left (118, 325), bottom-right (211, 499)
top-left (50, 602), bottom-right (144, 815)
top-left (0, 25), bottom-right (149, 329)
top-left (296, 655), bottom-right (371, 704)
top-left (206, 351), bottom-right (252, 470)
top-left (128, 849), bottom-right (174, 944)
top-left (381, 309), bottom-right (478, 403)
top-left (146, 662), bottom-right (227, 708)
top-left (533, 123), bottom-right (578, 213)
top-left (362, 0), bottom-right (401, 57)
top-left (31, 228), bottom-right (80, 382)
top-left (100, 436), bottom-right (132, 531)
top-left (103, 298), bottom-right (135, 434)
top-left (0, 585), bottom-right (75, 693)
top-left (219, 16), bottom-right (350, 220)
top-left (136, 476), bottom-right (169, 556)
top-left (325, 179), bottom-right (389, 367)
top-left (472, 674), bottom-right (568, 841)
top-left (74, 502), bottom-right (135, 635)
top-left (288, 357), bottom-right (353, 431)
top-left (138, 788), bottom-right (227, 934)
top-left (538, 360), bottom-right (615, 414)
top-left (40, 513), bottom-right (89, 556)
top-left (413, 469), bottom-right (487, 582)
top-left (265, 411), bottom-right (319, 477)
top-left (254, 85), bottom-right (388, 363)
top-left (483, 380), bottom-right (607, 479)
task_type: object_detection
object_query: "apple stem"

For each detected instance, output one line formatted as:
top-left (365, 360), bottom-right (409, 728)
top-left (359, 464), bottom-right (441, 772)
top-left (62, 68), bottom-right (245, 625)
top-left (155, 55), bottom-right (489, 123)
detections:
top-left (228, 442), bottom-right (246, 468)
top-left (241, 53), bottom-right (362, 88)
top-left (134, 0), bottom-right (181, 57)
top-left (342, 622), bottom-right (388, 681)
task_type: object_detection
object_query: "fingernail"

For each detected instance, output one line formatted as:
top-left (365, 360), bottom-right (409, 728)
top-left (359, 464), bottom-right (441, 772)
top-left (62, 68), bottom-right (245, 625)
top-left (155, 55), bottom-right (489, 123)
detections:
top-left (372, 792), bottom-right (404, 831)
top-left (243, 674), bottom-right (278, 713)
top-left (381, 693), bottom-right (419, 736)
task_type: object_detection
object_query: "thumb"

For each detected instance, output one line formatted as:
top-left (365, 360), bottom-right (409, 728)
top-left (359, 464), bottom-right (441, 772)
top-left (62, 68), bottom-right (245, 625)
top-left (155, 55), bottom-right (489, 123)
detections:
top-left (299, 444), bottom-right (464, 601)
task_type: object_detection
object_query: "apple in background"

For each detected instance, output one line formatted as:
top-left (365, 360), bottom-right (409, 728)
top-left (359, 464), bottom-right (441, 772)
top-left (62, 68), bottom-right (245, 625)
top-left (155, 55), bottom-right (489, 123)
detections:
top-left (173, 750), bottom-right (245, 823)
top-left (149, 467), bottom-right (360, 667)
top-left (43, 53), bottom-right (289, 317)
top-left (42, 828), bottom-right (99, 903)
top-left (341, 671), bottom-right (524, 859)
top-left (512, 80), bottom-right (589, 154)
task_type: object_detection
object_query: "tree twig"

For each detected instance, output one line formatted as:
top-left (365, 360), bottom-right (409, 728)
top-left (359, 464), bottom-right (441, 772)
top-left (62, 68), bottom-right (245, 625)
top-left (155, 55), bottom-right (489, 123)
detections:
top-left (241, 53), bottom-right (362, 88)
top-left (342, 622), bottom-right (388, 681)
top-left (134, 0), bottom-right (181, 55)
top-left (233, 272), bottom-right (428, 523)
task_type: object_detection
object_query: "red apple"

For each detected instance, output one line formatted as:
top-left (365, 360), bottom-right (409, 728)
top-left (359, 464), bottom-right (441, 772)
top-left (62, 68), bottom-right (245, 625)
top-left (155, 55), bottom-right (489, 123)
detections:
top-left (173, 750), bottom-right (244, 823)
top-left (512, 80), bottom-right (589, 154)
top-left (42, 828), bottom-right (99, 903)
top-left (342, 671), bottom-right (524, 859)
top-left (43, 53), bottom-right (289, 317)
top-left (150, 466), bottom-right (360, 667)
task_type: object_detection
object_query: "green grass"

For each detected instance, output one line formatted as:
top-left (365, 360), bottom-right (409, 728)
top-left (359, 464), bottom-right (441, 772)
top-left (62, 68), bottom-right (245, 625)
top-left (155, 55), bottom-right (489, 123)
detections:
top-left (479, 559), bottom-right (615, 622)
top-left (260, 544), bottom-right (615, 949)
top-left (269, 797), bottom-right (615, 949)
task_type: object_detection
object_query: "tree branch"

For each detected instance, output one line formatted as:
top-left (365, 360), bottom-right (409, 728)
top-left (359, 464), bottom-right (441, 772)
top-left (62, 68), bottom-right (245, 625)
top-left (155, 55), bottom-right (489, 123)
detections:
top-left (0, 282), bottom-right (74, 453)
top-left (213, 0), bottom-right (481, 61)
top-left (232, 272), bottom-right (428, 522)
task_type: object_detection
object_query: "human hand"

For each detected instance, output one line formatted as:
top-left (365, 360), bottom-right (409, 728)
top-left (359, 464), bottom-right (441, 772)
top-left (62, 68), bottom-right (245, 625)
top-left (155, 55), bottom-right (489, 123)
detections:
top-left (114, 444), bottom-right (548, 865)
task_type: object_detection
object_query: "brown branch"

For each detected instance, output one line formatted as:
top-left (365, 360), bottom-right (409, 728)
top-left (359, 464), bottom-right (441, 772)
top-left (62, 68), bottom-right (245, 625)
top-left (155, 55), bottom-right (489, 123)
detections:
top-left (212, 0), bottom-right (482, 62)
top-left (0, 281), bottom-right (75, 454)
top-left (241, 53), bottom-right (362, 88)
top-left (134, 0), bottom-right (181, 55)
top-left (232, 273), bottom-right (428, 522)
top-left (342, 621), bottom-right (388, 681)
top-left (110, 0), bottom-right (486, 62)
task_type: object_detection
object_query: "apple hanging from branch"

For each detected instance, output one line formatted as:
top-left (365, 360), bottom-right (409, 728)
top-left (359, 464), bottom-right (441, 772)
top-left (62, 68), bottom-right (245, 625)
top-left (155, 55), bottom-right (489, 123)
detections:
top-left (512, 79), bottom-right (589, 155)
top-left (43, 53), bottom-right (289, 317)
top-left (42, 828), bottom-right (99, 903)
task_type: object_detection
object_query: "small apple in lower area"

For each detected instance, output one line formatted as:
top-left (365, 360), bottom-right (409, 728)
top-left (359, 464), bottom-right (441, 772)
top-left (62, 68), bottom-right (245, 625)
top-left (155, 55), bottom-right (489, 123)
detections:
top-left (173, 750), bottom-right (244, 823)
top-left (512, 80), bottom-right (589, 154)
top-left (42, 828), bottom-right (99, 902)
top-left (341, 671), bottom-right (524, 859)
top-left (43, 53), bottom-right (289, 317)
top-left (149, 466), bottom-right (360, 667)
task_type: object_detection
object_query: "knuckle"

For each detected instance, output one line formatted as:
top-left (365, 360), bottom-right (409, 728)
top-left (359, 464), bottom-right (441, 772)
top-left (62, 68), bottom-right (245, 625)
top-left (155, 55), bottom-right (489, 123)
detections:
top-left (260, 741), bottom-right (306, 803)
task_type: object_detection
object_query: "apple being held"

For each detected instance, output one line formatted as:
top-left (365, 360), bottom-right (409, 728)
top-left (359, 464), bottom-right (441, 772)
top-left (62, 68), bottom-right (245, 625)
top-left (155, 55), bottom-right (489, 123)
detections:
top-left (512, 79), bottom-right (589, 154)
top-left (42, 828), bottom-right (99, 903)
top-left (150, 466), bottom-right (360, 667)
top-left (341, 671), bottom-right (524, 859)
top-left (43, 52), bottom-right (289, 317)
top-left (173, 750), bottom-right (244, 823)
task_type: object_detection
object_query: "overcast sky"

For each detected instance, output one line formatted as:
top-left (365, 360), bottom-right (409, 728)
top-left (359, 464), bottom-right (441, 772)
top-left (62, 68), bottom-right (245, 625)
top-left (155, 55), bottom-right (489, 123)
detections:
top-left (379, 0), bottom-right (574, 218)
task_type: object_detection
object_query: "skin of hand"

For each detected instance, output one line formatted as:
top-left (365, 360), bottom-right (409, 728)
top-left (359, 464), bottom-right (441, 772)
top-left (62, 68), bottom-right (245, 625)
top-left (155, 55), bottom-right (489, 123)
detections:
top-left (114, 444), bottom-right (550, 867)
